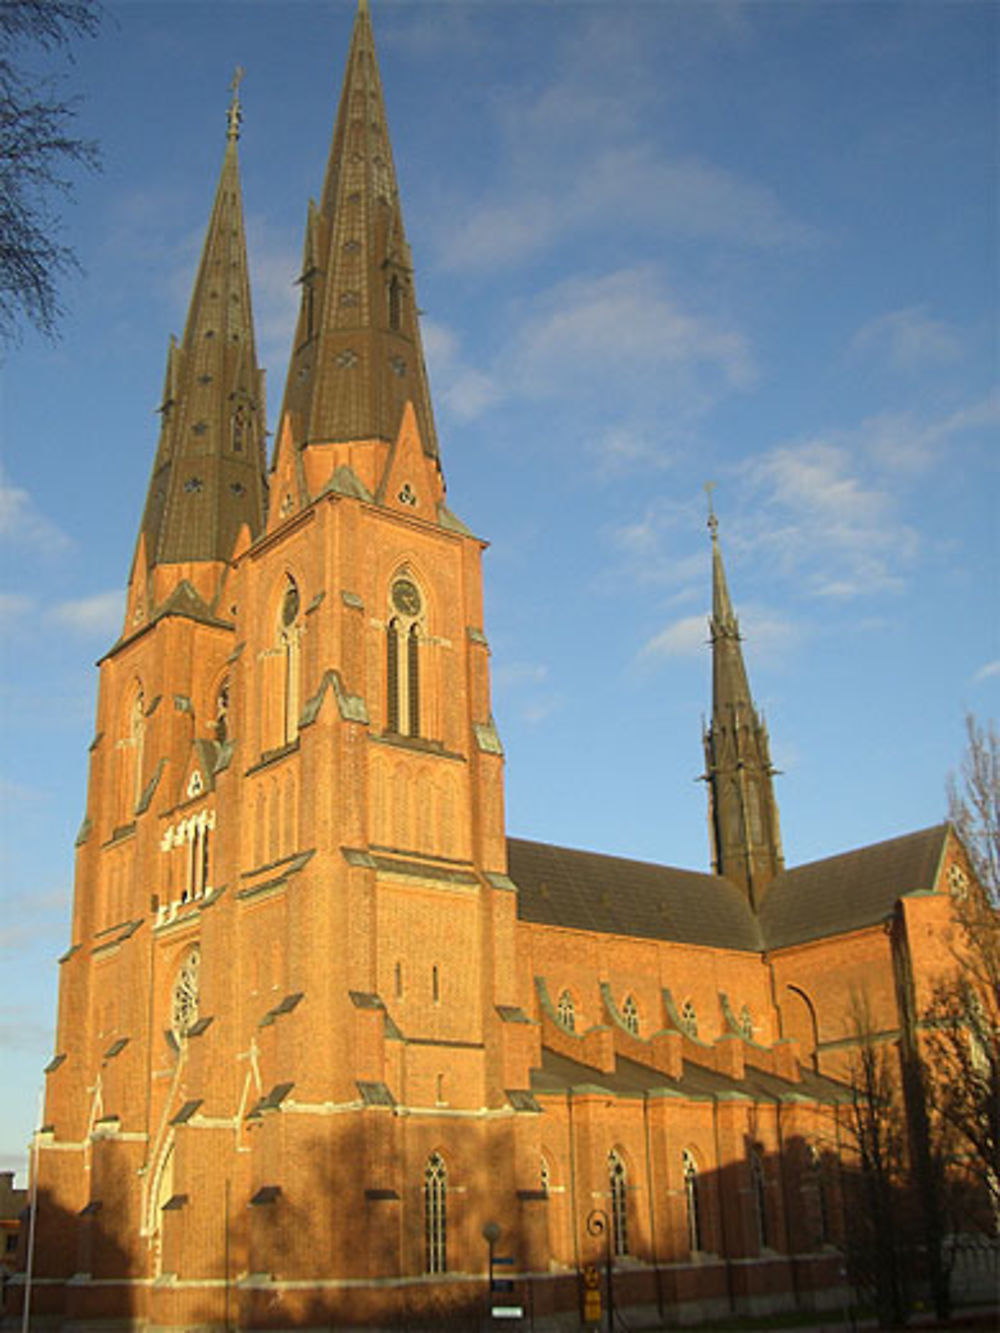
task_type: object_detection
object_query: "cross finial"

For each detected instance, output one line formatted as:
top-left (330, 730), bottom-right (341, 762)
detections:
top-left (227, 66), bottom-right (245, 141)
top-left (705, 480), bottom-right (719, 540)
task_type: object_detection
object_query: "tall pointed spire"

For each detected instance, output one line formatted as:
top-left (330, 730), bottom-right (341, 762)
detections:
top-left (702, 491), bottom-right (783, 907)
top-left (135, 69), bottom-right (266, 593)
top-left (278, 0), bottom-right (440, 481)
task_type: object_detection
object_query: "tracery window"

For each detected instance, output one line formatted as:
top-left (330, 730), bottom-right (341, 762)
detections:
top-left (556, 989), bottom-right (575, 1032)
top-left (215, 678), bottom-right (230, 744)
top-left (683, 1150), bottom-right (703, 1253)
top-left (386, 576), bottom-right (424, 737)
top-left (739, 1004), bottom-right (754, 1040)
top-left (171, 946), bottom-right (201, 1038)
top-left (750, 1147), bottom-right (769, 1249)
top-left (124, 685), bottom-right (146, 815)
top-left (608, 1149), bottom-right (629, 1257)
top-left (621, 993), bottom-right (639, 1035)
top-left (680, 1000), bottom-right (698, 1038)
top-left (540, 1155), bottom-right (550, 1197)
top-left (424, 1153), bottom-right (447, 1274)
top-left (279, 576), bottom-right (302, 746)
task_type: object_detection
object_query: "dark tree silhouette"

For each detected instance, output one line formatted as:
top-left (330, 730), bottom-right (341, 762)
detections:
top-left (0, 0), bottom-right (100, 343)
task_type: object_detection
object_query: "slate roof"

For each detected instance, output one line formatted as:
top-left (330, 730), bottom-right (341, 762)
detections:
top-left (758, 823), bottom-right (948, 950)
top-left (530, 1047), bottom-right (849, 1106)
top-left (507, 824), bottom-right (949, 955)
top-left (507, 837), bottom-right (763, 952)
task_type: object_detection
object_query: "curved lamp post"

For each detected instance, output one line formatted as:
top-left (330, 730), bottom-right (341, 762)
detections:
top-left (586, 1208), bottom-right (614, 1332)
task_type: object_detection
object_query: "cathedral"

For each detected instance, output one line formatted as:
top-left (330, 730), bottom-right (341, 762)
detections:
top-left (21, 3), bottom-right (975, 1329)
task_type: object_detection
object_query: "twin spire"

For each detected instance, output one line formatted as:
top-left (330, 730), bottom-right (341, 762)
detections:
top-left (135, 0), bottom-right (439, 597)
top-left (130, 3), bottom-right (783, 900)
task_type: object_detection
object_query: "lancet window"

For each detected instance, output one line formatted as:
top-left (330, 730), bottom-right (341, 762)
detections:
top-left (386, 575), bottom-right (424, 737)
top-left (424, 1153), bottom-right (447, 1274)
top-left (683, 1150), bottom-right (703, 1253)
top-left (608, 1149), bottom-right (629, 1257)
top-left (621, 993), bottom-right (639, 1035)
top-left (680, 1000), bottom-right (698, 1038)
top-left (739, 1004), bottom-right (754, 1040)
top-left (750, 1147), bottom-right (769, 1249)
top-left (279, 576), bottom-right (302, 746)
top-left (556, 989), bottom-right (575, 1032)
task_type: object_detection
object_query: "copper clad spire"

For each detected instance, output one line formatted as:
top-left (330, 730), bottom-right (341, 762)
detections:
top-left (279, 0), bottom-right (440, 469)
top-left (136, 73), bottom-right (266, 584)
top-left (702, 495), bottom-right (783, 908)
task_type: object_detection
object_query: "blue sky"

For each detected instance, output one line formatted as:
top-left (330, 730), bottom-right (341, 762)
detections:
top-left (0, 0), bottom-right (996, 1180)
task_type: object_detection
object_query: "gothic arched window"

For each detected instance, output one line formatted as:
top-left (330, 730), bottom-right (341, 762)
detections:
top-left (608, 1149), bottom-right (629, 1257)
top-left (683, 1149), bottom-right (703, 1253)
top-left (279, 576), bottom-right (302, 746)
top-left (621, 994), bottom-right (639, 1035)
top-left (750, 1147), bottom-right (769, 1250)
top-left (386, 576), bottom-right (424, 737)
top-left (424, 1153), bottom-right (447, 1274)
top-left (808, 1144), bottom-right (830, 1246)
top-left (556, 989), bottom-right (575, 1032)
top-left (681, 1000), bottom-right (698, 1038)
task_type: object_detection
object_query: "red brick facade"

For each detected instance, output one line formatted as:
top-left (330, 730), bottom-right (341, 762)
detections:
top-left (17, 6), bottom-right (979, 1329)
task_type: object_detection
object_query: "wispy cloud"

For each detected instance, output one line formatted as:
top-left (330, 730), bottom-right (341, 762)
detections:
top-left (48, 590), bottom-right (124, 637)
top-left (511, 267), bottom-right (755, 403)
top-left (0, 885), bottom-right (70, 955)
top-left (436, 15), bottom-right (818, 272)
top-left (423, 319), bottom-right (502, 422)
top-left (849, 305), bottom-right (962, 371)
top-left (639, 604), bottom-right (798, 667)
top-left (0, 464), bottom-right (70, 551)
top-left (974, 660), bottom-right (1000, 683)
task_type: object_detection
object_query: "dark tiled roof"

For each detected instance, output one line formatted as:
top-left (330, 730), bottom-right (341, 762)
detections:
top-left (758, 824), bottom-right (948, 950)
top-left (508, 837), bottom-right (762, 952)
top-left (530, 1047), bottom-right (848, 1106)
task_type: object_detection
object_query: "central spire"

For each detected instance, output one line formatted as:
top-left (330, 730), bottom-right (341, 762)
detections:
top-left (702, 495), bottom-right (783, 908)
top-left (277, 0), bottom-right (440, 477)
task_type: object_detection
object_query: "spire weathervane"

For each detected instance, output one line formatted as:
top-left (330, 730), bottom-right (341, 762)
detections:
top-left (227, 66), bottom-right (245, 141)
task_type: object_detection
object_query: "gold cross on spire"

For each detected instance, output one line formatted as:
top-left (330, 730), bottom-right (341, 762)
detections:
top-left (705, 480), bottom-right (719, 539)
top-left (227, 66), bottom-right (245, 141)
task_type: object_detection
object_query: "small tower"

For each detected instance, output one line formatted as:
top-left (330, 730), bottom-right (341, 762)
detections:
top-left (702, 493), bottom-right (783, 907)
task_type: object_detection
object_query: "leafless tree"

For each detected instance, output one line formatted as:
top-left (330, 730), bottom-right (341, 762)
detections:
top-left (0, 0), bottom-right (100, 343)
top-left (842, 996), bottom-right (914, 1328)
top-left (947, 714), bottom-right (1000, 906)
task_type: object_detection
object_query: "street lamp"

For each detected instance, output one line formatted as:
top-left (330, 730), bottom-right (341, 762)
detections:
top-left (586, 1208), bottom-right (614, 1333)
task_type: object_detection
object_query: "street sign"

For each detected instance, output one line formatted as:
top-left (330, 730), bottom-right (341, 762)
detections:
top-left (491, 1307), bottom-right (524, 1320)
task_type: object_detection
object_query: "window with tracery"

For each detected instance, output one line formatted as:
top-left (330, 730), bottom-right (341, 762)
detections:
top-left (123, 685), bottom-right (146, 816)
top-left (621, 993), bottom-right (639, 1035)
top-left (424, 1153), bottom-right (447, 1274)
top-left (683, 1150), bottom-right (703, 1253)
top-left (608, 1149), bottom-right (629, 1256)
top-left (540, 1155), bottom-right (550, 1197)
top-left (750, 1147), bottom-right (769, 1249)
top-left (171, 946), bottom-right (200, 1038)
top-left (386, 576), bottom-right (423, 737)
top-left (556, 989), bottom-right (575, 1032)
top-left (739, 1004), bottom-right (754, 1041)
top-left (279, 576), bottom-right (302, 745)
top-left (681, 1000), bottom-right (698, 1038)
